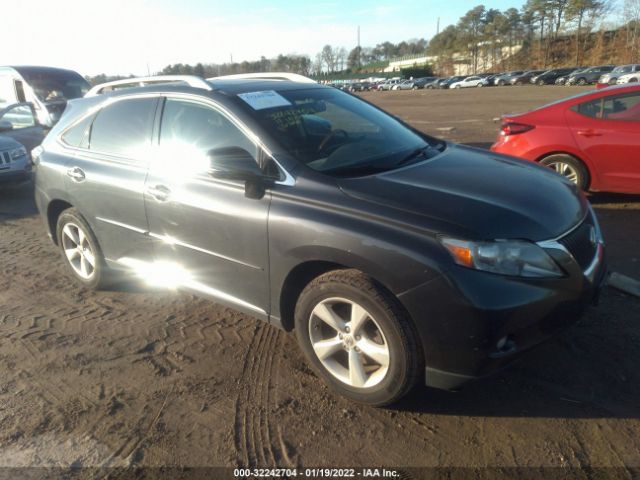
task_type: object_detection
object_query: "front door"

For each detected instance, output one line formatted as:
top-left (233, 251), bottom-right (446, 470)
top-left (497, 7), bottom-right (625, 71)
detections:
top-left (144, 96), bottom-right (271, 318)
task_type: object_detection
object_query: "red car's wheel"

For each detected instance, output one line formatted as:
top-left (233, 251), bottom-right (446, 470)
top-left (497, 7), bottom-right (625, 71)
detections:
top-left (540, 154), bottom-right (590, 191)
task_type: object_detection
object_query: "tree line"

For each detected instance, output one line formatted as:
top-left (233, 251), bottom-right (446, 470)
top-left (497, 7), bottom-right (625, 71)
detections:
top-left (428, 0), bottom-right (640, 74)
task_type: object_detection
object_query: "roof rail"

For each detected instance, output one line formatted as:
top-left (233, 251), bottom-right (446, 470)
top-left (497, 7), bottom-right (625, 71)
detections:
top-left (85, 75), bottom-right (212, 97)
top-left (208, 72), bottom-right (316, 84)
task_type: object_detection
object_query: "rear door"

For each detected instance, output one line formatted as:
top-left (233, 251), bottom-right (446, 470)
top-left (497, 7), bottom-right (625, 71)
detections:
top-left (566, 91), bottom-right (640, 193)
top-left (62, 95), bottom-right (158, 262)
top-left (144, 95), bottom-right (271, 317)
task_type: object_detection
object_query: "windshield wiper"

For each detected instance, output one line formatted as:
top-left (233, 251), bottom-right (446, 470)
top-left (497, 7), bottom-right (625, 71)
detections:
top-left (322, 163), bottom-right (393, 177)
top-left (395, 146), bottom-right (431, 167)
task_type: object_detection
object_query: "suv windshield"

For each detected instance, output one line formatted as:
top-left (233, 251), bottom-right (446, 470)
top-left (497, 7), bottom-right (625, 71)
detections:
top-left (239, 87), bottom-right (444, 177)
top-left (19, 70), bottom-right (90, 103)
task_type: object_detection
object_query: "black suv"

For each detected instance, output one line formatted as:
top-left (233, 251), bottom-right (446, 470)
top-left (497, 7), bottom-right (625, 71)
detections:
top-left (34, 74), bottom-right (606, 405)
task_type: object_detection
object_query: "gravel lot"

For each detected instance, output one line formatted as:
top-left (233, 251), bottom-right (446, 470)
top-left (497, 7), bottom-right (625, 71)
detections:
top-left (0, 85), bottom-right (638, 477)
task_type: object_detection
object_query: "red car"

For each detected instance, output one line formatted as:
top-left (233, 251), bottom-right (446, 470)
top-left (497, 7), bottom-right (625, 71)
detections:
top-left (491, 84), bottom-right (640, 194)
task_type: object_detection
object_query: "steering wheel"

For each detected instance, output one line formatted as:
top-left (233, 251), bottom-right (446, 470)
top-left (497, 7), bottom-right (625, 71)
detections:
top-left (317, 129), bottom-right (349, 153)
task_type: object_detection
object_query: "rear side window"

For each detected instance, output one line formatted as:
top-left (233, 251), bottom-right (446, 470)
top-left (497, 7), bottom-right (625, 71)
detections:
top-left (89, 97), bottom-right (156, 158)
top-left (61, 113), bottom-right (95, 148)
top-left (574, 93), bottom-right (640, 121)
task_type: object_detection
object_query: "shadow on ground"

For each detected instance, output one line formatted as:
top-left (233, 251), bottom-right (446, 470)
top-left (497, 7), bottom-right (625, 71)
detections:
top-left (0, 180), bottom-right (37, 221)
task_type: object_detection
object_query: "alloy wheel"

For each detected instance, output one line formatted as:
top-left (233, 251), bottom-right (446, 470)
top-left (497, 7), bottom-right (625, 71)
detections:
top-left (547, 161), bottom-right (579, 184)
top-left (308, 297), bottom-right (390, 389)
top-left (61, 222), bottom-right (96, 279)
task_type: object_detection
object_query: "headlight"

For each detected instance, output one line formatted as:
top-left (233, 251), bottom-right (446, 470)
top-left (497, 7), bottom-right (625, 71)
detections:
top-left (10, 147), bottom-right (27, 159)
top-left (440, 237), bottom-right (563, 278)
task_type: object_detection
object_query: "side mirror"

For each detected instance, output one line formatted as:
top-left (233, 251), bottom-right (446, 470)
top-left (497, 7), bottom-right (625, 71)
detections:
top-left (207, 146), bottom-right (263, 181)
top-left (0, 120), bottom-right (13, 132)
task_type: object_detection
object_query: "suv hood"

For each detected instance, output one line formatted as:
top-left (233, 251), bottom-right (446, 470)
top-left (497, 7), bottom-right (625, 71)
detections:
top-left (338, 144), bottom-right (588, 242)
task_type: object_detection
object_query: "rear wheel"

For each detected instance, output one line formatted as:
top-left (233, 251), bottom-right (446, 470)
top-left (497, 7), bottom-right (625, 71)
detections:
top-left (540, 154), bottom-right (589, 191)
top-left (294, 269), bottom-right (422, 406)
top-left (498, 80), bottom-right (506, 86)
top-left (56, 208), bottom-right (113, 289)
top-left (537, 79), bottom-right (545, 86)
top-left (577, 78), bottom-right (587, 86)
top-left (455, 85), bottom-right (461, 89)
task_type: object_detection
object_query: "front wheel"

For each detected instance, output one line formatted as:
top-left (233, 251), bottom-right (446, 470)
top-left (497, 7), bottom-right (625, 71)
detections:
top-left (577, 78), bottom-right (587, 86)
top-left (455, 85), bottom-right (461, 89)
top-left (294, 270), bottom-right (422, 406)
top-left (540, 154), bottom-right (589, 190)
top-left (537, 79), bottom-right (545, 86)
top-left (56, 208), bottom-right (112, 289)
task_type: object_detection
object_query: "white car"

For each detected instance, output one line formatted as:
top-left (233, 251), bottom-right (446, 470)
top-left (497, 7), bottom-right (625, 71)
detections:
top-left (616, 72), bottom-right (640, 84)
top-left (449, 76), bottom-right (484, 89)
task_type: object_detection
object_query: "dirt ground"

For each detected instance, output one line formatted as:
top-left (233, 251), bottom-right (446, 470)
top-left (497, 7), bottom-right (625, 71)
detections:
top-left (0, 85), bottom-right (639, 478)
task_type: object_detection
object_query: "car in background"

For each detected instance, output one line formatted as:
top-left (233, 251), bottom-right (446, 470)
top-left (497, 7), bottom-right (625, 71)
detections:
top-left (555, 68), bottom-right (587, 85)
top-left (438, 75), bottom-right (468, 89)
top-left (392, 79), bottom-right (414, 90)
top-left (377, 79), bottom-right (402, 91)
top-left (493, 71), bottom-right (525, 86)
top-left (450, 76), bottom-right (484, 89)
top-left (34, 73), bottom-right (607, 405)
top-left (491, 84), bottom-right (640, 194)
top-left (350, 82), bottom-right (372, 92)
top-left (479, 74), bottom-right (501, 87)
top-left (509, 70), bottom-right (547, 85)
top-left (532, 68), bottom-right (579, 86)
top-left (566, 65), bottom-right (615, 86)
top-left (0, 66), bottom-right (90, 127)
top-left (410, 77), bottom-right (438, 89)
top-left (597, 64), bottom-right (640, 88)
top-left (617, 72), bottom-right (640, 84)
top-left (423, 78), bottom-right (442, 89)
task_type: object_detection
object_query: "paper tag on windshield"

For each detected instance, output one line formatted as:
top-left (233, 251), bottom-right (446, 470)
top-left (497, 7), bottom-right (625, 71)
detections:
top-left (238, 91), bottom-right (291, 110)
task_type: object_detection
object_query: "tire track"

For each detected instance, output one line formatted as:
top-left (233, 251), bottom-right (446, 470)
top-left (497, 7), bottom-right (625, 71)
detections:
top-left (234, 322), bottom-right (285, 467)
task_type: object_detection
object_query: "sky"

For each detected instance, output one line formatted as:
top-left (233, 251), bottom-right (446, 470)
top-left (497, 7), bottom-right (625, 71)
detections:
top-left (0, 0), bottom-right (586, 76)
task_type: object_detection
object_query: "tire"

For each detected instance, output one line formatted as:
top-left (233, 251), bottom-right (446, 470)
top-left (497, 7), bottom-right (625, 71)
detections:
top-left (540, 154), bottom-right (590, 191)
top-left (455, 85), bottom-right (461, 89)
top-left (498, 80), bottom-right (506, 86)
top-left (477, 83), bottom-right (483, 87)
top-left (294, 269), bottom-right (422, 406)
top-left (577, 78), bottom-right (587, 86)
top-left (426, 85), bottom-right (433, 89)
top-left (537, 79), bottom-right (545, 86)
top-left (56, 208), bottom-right (112, 289)
top-left (515, 80), bottom-right (523, 86)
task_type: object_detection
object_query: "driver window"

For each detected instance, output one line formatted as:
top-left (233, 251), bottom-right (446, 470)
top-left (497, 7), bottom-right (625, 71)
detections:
top-left (0, 104), bottom-right (36, 129)
top-left (158, 98), bottom-right (260, 177)
top-left (575, 93), bottom-right (640, 121)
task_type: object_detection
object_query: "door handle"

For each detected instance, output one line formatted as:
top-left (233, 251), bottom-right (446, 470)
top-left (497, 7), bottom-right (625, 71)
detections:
top-left (147, 184), bottom-right (171, 202)
top-left (577, 129), bottom-right (603, 138)
top-left (66, 167), bottom-right (85, 182)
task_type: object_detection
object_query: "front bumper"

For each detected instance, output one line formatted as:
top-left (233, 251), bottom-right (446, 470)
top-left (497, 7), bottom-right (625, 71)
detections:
top-left (398, 241), bottom-right (607, 390)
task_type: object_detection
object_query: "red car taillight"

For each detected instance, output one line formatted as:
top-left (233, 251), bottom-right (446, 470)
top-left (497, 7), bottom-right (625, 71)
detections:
top-left (500, 122), bottom-right (535, 136)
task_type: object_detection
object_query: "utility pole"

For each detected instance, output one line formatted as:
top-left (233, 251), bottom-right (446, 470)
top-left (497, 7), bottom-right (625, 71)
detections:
top-left (436, 17), bottom-right (440, 36)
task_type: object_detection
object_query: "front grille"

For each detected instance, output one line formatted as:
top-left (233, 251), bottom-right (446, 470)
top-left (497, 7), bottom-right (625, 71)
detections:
top-left (558, 213), bottom-right (597, 270)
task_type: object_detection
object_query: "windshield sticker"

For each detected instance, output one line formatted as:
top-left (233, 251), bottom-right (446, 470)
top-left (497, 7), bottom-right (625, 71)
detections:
top-left (238, 91), bottom-right (291, 110)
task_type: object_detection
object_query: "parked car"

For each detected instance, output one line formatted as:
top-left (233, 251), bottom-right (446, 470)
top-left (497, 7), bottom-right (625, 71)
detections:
top-left (491, 84), bottom-right (640, 194)
top-left (350, 82), bottom-right (371, 92)
top-left (377, 79), bottom-right (402, 91)
top-left (617, 72), bottom-right (640, 84)
top-left (479, 74), bottom-right (501, 87)
top-left (566, 65), bottom-right (615, 86)
top-left (423, 78), bottom-right (442, 89)
top-left (450, 76), bottom-right (484, 89)
top-left (0, 66), bottom-right (90, 127)
top-left (438, 76), bottom-right (468, 89)
top-left (409, 77), bottom-right (438, 89)
top-left (392, 79), bottom-right (415, 90)
top-left (35, 73), bottom-right (606, 405)
top-left (493, 71), bottom-right (525, 86)
top-left (531, 68), bottom-right (579, 86)
top-left (509, 70), bottom-right (547, 85)
top-left (597, 64), bottom-right (640, 87)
